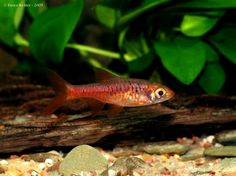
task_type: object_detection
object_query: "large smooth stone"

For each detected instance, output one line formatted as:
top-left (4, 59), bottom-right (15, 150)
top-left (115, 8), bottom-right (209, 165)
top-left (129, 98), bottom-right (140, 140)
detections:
top-left (59, 145), bottom-right (108, 176)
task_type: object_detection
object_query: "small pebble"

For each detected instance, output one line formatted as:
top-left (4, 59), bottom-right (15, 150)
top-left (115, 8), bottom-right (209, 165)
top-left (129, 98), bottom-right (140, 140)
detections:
top-left (181, 148), bottom-right (204, 161)
top-left (195, 158), bottom-right (236, 174)
top-left (137, 141), bottom-right (189, 155)
top-left (216, 130), bottom-right (236, 144)
top-left (108, 169), bottom-right (116, 176)
top-left (38, 163), bottom-right (46, 170)
top-left (31, 170), bottom-right (39, 176)
top-left (204, 146), bottom-right (236, 157)
top-left (0, 160), bottom-right (8, 165)
top-left (214, 158), bottom-right (236, 173)
top-left (21, 151), bottom-right (63, 163)
top-left (101, 157), bottom-right (150, 176)
top-left (45, 158), bottom-right (54, 167)
top-left (203, 135), bottom-right (215, 144)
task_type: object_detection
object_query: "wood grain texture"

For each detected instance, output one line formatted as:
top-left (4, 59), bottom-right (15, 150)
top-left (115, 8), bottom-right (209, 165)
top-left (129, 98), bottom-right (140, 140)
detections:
top-left (0, 73), bottom-right (236, 153)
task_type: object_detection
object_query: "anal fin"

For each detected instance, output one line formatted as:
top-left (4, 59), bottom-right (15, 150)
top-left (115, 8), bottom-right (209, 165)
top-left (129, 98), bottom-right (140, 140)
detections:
top-left (44, 94), bottom-right (67, 115)
top-left (83, 98), bottom-right (105, 117)
top-left (107, 104), bottom-right (123, 118)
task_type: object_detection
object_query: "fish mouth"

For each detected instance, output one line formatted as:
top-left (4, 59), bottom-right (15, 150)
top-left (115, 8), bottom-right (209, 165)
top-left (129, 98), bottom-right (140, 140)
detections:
top-left (166, 89), bottom-right (175, 100)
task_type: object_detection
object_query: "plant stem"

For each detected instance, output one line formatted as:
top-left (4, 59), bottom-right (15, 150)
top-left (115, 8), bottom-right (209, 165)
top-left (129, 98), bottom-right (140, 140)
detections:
top-left (67, 43), bottom-right (120, 59)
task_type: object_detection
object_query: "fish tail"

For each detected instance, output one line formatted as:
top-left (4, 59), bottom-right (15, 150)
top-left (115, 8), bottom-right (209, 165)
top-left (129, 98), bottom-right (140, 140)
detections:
top-left (44, 70), bottom-right (71, 115)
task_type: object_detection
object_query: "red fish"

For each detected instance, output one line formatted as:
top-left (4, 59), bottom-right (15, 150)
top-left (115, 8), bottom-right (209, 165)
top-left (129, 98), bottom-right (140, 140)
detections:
top-left (45, 69), bottom-right (174, 116)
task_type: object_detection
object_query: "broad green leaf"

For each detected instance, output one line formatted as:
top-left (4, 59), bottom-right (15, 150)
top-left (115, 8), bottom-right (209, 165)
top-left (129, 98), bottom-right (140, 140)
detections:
top-left (14, 0), bottom-right (25, 28)
top-left (125, 52), bottom-right (153, 73)
top-left (209, 27), bottom-right (236, 64)
top-left (204, 42), bottom-right (219, 62)
top-left (27, 0), bottom-right (47, 18)
top-left (118, 0), bottom-right (170, 27)
top-left (199, 42), bottom-right (224, 93)
top-left (175, 0), bottom-right (236, 9)
top-left (199, 35), bottom-right (225, 94)
top-left (95, 4), bottom-right (121, 28)
top-left (154, 35), bottom-right (206, 85)
top-left (0, 0), bottom-right (25, 46)
top-left (199, 62), bottom-right (225, 94)
top-left (95, 0), bottom-right (130, 28)
top-left (123, 34), bottom-right (153, 72)
top-left (181, 14), bottom-right (222, 37)
top-left (29, 0), bottom-right (84, 64)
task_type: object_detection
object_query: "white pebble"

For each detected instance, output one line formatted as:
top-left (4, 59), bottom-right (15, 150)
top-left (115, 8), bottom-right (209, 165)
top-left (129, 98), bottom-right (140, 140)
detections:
top-left (38, 163), bottom-right (46, 170)
top-left (133, 171), bottom-right (141, 176)
top-left (0, 160), bottom-right (8, 165)
top-left (203, 135), bottom-right (215, 144)
top-left (45, 158), bottom-right (54, 166)
top-left (108, 169), bottom-right (117, 176)
top-left (22, 161), bottom-right (30, 166)
top-left (31, 170), bottom-right (39, 176)
top-left (206, 135), bottom-right (215, 143)
top-left (214, 143), bottom-right (222, 147)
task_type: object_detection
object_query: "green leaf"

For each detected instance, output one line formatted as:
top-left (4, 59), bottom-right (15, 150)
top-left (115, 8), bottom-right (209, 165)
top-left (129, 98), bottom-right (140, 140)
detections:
top-left (95, 0), bottom-right (129, 29)
top-left (118, 0), bottom-right (170, 27)
top-left (14, 0), bottom-right (25, 29)
top-left (199, 39), bottom-right (225, 94)
top-left (154, 35), bottom-right (206, 85)
top-left (125, 52), bottom-right (153, 73)
top-left (204, 42), bottom-right (219, 62)
top-left (95, 4), bottom-right (121, 28)
top-left (209, 26), bottom-right (236, 64)
top-left (29, 0), bottom-right (84, 64)
top-left (199, 62), bottom-right (225, 94)
top-left (27, 0), bottom-right (47, 18)
top-left (123, 34), bottom-right (153, 72)
top-left (180, 14), bottom-right (222, 37)
top-left (175, 0), bottom-right (236, 9)
top-left (0, 0), bottom-right (25, 46)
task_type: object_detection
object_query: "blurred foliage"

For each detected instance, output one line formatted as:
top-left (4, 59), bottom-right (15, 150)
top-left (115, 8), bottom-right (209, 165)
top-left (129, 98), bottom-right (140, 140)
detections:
top-left (0, 0), bottom-right (236, 94)
top-left (29, 0), bottom-right (83, 64)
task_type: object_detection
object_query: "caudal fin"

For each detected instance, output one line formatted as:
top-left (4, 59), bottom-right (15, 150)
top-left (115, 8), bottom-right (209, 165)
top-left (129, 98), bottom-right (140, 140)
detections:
top-left (44, 70), bottom-right (70, 115)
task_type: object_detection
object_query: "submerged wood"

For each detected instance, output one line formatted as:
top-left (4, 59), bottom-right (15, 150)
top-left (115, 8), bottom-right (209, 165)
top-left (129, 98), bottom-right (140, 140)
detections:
top-left (0, 73), bottom-right (236, 153)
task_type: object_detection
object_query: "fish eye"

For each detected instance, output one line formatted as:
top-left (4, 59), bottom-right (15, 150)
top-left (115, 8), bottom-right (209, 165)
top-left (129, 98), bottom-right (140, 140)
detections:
top-left (155, 88), bottom-right (166, 97)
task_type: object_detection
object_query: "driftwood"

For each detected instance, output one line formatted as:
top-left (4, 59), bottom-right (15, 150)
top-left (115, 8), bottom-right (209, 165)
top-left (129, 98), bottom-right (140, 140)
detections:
top-left (0, 73), bottom-right (236, 153)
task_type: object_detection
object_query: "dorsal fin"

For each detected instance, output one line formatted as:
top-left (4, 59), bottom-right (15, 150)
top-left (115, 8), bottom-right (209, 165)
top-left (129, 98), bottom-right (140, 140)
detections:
top-left (94, 68), bottom-right (117, 82)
